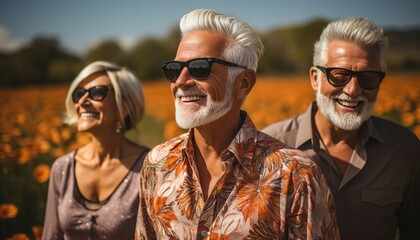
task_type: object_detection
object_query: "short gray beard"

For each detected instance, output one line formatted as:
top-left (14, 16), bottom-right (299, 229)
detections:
top-left (316, 80), bottom-right (375, 131)
top-left (174, 71), bottom-right (236, 129)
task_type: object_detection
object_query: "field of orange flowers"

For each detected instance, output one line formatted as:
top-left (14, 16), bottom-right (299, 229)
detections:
top-left (0, 74), bottom-right (419, 239)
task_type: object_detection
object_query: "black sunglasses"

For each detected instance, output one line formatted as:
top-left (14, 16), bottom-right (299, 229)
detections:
top-left (316, 66), bottom-right (385, 90)
top-left (161, 57), bottom-right (247, 83)
top-left (72, 85), bottom-right (113, 103)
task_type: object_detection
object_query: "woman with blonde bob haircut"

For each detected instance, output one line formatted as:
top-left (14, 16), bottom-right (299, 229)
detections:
top-left (43, 61), bottom-right (149, 240)
top-left (64, 61), bottom-right (145, 131)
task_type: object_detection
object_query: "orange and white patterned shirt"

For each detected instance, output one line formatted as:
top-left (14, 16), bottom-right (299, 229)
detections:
top-left (135, 112), bottom-right (340, 240)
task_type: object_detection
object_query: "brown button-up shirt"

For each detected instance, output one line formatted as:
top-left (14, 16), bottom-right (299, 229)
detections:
top-left (263, 102), bottom-right (420, 240)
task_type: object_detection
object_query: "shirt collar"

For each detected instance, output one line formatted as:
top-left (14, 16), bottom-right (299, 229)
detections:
top-left (182, 111), bottom-right (259, 174)
top-left (297, 101), bottom-right (385, 146)
top-left (295, 102), bottom-right (315, 148)
top-left (360, 116), bottom-right (385, 144)
top-left (226, 111), bottom-right (259, 174)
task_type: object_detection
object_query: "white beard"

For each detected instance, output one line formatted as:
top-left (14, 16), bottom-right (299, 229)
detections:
top-left (174, 75), bottom-right (234, 129)
top-left (316, 81), bottom-right (375, 131)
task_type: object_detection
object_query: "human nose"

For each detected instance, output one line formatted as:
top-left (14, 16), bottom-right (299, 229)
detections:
top-left (77, 92), bottom-right (90, 104)
top-left (343, 75), bottom-right (362, 96)
top-left (173, 67), bottom-right (195, 88)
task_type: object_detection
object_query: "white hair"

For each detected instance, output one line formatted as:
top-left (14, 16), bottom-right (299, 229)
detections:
top-left (179, 9), bottom-right (264, 72)
top-left (313, 16), bottom-right (389, 72)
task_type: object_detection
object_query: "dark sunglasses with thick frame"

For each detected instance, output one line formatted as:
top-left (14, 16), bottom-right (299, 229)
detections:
top-left (161, 57), bottom-right (247, 83)
top-left (316, 65), bottom-right (385, 90)
top-left (72, 85), bottom-right (113, 103)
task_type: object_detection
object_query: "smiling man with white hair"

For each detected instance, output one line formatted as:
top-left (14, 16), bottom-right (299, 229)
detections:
top-left (135, 8), bottom-right (340, 240)
top-left (263, 16), bottom-right (420, 240)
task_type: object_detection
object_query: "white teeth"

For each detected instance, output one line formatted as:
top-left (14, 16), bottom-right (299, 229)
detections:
top-left (181, 96), bottom-right (205, 102)
top-left (80, 112), bottom-right (98, 117)
top-left (337, 99), bottom-right (359, 107)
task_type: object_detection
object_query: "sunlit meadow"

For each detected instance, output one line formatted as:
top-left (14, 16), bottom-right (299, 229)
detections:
top-left (0, 74), bottom-right (419, 239)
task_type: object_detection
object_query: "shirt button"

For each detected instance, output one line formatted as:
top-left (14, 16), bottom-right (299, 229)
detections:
top-left (200, 231), bottom-right (208, 237)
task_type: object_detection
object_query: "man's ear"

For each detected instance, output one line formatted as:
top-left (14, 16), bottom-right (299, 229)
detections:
top-left (236, 70), bottom-right (256, 99)
top-left (309, 66), bottom-right (319, 91)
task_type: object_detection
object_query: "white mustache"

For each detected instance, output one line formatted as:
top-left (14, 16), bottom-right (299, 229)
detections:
top-left (332, 93), bottom-right (367, 102)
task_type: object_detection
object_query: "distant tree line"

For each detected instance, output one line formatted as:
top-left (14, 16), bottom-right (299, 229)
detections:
top-left (1, 18), bottom-right (419, 86)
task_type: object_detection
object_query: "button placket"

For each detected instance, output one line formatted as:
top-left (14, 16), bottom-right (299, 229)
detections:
top-left (200, 230), bottom-right (209, 237)
top-left (197, 227), bottom-right (210, 240)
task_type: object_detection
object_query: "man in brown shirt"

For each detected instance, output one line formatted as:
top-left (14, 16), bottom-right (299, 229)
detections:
top-left (263, 17), bottom-right (420, 240)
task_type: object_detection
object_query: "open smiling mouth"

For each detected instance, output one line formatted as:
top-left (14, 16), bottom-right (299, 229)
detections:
top-left (180, 95), bottom-right (206, 103)
top-left (80, 112), bottom-right (99, 118)
top-left (336, 99), bottom-right (363, 108)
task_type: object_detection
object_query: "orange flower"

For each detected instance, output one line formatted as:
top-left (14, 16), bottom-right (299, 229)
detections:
top-left (16, 113), bottom-right (26, 124)
top-left (401, 112), bottom-right (415, 127)
top-left (52, 148), bottom-right (66, 158)
top-left (6, 233), bottom-right (29, 240)
top-left (10, 127), bottom-right (22, 137)
top-left (32, 225), bottom-right (43, 240)
top-left (2, 143), bottom-right (12, 154)
top-left (60, 128), bottom-right (72, 141)
top-left (50, 129), bottom-right (61, 144)
top-left (413, 125), bottom-right (420, 138)
top-left (17, 149), bottom-right (31, 165)
top-left (36, 139), bottom-right (51, 153)
top-left (0, 204), bottom-right (18, 219)
top-left (33, 164), bottom-right (50, 183)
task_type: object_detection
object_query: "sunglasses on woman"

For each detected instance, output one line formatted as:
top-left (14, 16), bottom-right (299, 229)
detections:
top-left (316, 66), bottom-right (385, 90)
top-left (161, 57), bottom-right (247, 83)
top-left (72, 85), bottom-right (113, 103)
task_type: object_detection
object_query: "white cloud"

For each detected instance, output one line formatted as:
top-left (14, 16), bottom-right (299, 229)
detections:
top-left (83, 35), bottom-right (141, 53)
top-left (118, 36), bottom-right (140, 51)
top-left (0, 25), bottom-right (26, 53)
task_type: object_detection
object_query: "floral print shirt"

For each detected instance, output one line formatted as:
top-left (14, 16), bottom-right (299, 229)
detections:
top-left (135, 112), bottom-right (340, 240)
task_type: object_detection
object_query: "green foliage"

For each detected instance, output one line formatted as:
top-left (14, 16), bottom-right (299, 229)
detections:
top-left (259, 18), bottom-right (328, 74)
top-left (48, 59), bottom-right (82, 84)
top-left (126, 27), bottom-right (180, 81)
top-left (0, 36), bottom-right (81, 86)
top-left (127, 37), bottom-right (170, 81)
top-left (386, 29), bottom-right (420, 72)
top-left (84, 39), bottom-right (127, 66)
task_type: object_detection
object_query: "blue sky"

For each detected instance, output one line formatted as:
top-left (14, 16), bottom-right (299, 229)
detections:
top-left (1, 0), bottom-right (419, 55)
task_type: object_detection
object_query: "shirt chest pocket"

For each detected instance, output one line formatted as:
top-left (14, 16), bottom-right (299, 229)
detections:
top-left (360, 189), bottom-right (402, 233)
top-left (361, 189), bottom-right (402, 207)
